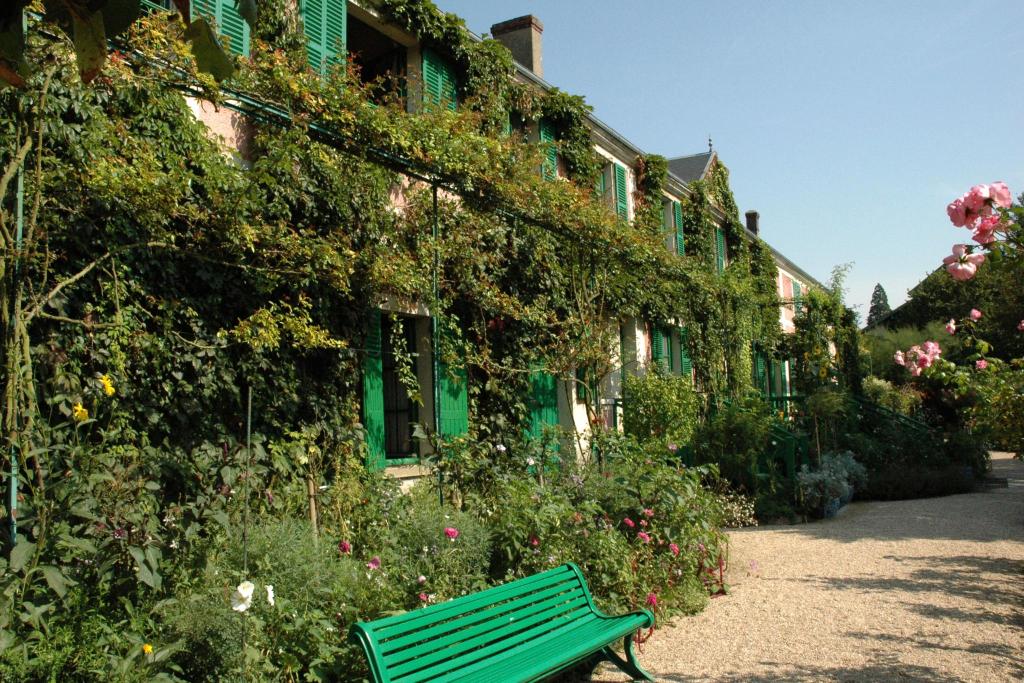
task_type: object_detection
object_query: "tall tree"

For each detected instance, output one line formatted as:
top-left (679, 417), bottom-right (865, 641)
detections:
top-left (866, 283), bottom-right (891, 327)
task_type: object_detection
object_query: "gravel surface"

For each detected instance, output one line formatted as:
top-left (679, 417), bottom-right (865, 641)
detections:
top-left (594, 452), bottom-right (1024, 682)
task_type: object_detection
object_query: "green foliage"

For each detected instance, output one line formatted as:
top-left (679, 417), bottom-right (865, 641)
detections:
top-left (621, 368), bottom-right (700, 449)
top-left (861, 376), bottom-right (922, 416)
top-left (693, 396), bottom-right (775, 492)
top-left (796, 451), bottom-right (866, 513)
top-left (862, 321), bottom-right (960, 382)
top-left (866, 283), bottom-right (891, 327)
top-left (968, 360), bottom-right (1024, 455)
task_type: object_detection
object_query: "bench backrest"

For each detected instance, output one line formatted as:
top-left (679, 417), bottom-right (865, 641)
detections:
top-left (350, 563), bottom-right (597, 683)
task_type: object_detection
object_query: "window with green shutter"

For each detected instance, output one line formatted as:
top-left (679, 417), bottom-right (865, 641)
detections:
top-left (650, 325), bottom-right (669, 371)
top-left (192, 0), bottom-right (250, 57)
top-left (753, 347), bottom-right (768, 396)
top-left (438, 351), bottom-right (468, 438)
top-left (362, 310), bottom-right (386, 470)
top-left (613, 163), bottom-right (628, 220)
top-left (422, 48), bottom-right (458, 111)
top-left (678, 327), bottom-right (693, 378)
top-left (793, 281), bottom-right (803, 315)
top-left (538, 118), bottom-right (557, 181)
top-left (303, 0), bottom-right (347, 75)
top-left (527, 364), bottom-right (559, 439)
top-left (673, 200), bottom-right (684, 255)
top-left (715, 226), bottom-right (726, 273)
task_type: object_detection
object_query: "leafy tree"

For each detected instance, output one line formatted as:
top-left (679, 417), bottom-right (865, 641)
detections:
top-left (866, 283), bottom-right (891, 327)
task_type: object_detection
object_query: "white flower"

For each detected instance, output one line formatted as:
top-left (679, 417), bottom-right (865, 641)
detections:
top-left (231, 580), bottom-right (255, 612)
top-left (266, 584), bottom-right (275, 607)
top-left (526, 457), bottom-right (536, 466)
top-left (495, 444), bottom-right (507, 453)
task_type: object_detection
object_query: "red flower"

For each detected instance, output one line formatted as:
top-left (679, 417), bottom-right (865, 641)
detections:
top-left (645, 592), bottom-right (658, 608)
top-left (338, 540), bottom-right (352, 555)
top-left (444, 527), bottom-right (460, 540)
top-left (529, 536), bottom-right (540, 547)
top-left (623, 518), bottom-right (635, 528)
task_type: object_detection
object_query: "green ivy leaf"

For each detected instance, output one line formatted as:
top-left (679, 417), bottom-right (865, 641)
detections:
top-left (184, 18), bottom-right (234, 83)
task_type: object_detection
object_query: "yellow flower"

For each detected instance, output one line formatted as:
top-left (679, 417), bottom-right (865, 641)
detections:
top-left (142, 643), bottom-right (153, 655)
top-left (72, 402), bottom-right (89, 423)
top-left (99, 374), bottom-right (115, 397)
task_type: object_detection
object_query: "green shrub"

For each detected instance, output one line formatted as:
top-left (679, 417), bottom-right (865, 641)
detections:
top-left (692, 395), bottom-right (774, 492)
top-left (862, 375), bottom-right (923, 415)
top-left (622, 368), bottom-right (700, 448)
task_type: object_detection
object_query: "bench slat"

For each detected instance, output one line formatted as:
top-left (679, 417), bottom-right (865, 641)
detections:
top-left (388, 600), bottom-right (593, 679)
top-left (444, 612), bottom-right (652, 683)
top-left (394, 607), bottom-right (600, 682)
top-left (369, 564), bottom-right (579, 638)
top-left (380, 582), bottom-right (586, 655)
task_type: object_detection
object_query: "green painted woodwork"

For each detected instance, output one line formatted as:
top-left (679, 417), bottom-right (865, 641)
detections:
top-left (302, 0), bottom-right (347, 74)
top-left (527, 364), bottom-right (559, 439)
top-left (538, 118), bottom-right (557, 181)
top-left (192, 0), bottom-right (250, 57)
top-left (350, 563), bottom-right (655, 683)
top-left (754, 348), bottom-right (768, 395)
top-left (596, 165), bottom-right (607, 197)
top-left (140, 0), bottom-right (171, 11)
top-left (673, 200), bottom-right (684, 255)
top-left (715, 226), bottom-right (726, 273)
top-left (613, 163), bottom-right (628, 220)
top-left (438, 357), bottom-right (468, 438)
top-left (362, 309), bottom-right (386, 470)
top-left (792, 280), bottom-right (803, 315)
top-left (650, 325), bottom-right (669, 371)
top-left (678, 327), bottom-right (693, 377)
top-left (422, 48), bottom-right (458, 111)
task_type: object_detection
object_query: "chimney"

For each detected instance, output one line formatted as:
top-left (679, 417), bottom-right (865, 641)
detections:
top-left (491, 15), bottom-right (544, 78)
top-left (745, 210), bottom-right (760, 236)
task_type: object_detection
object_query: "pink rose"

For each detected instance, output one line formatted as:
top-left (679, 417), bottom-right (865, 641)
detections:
top-left (916, 354), bottom-right (932, 369)
top-left (367, 556), bottom-right (381, 570)
top-left (623, 518), bottom-right (635, 528)
top-left (943, 244), bottom-right (985, 281)
top-left (964, 184), bottom-right (991, 212)
top-left (990, 181), bottom-right (1012, 209)
top-left (975, 359), bottom-right (988, 370)
top-left (419, 592), bottom-right (429, 602)
top-left (972, 215), bottom-right (1000, 245)
top-left (637, 531), bottom-right (651, 543)
top-left (893, 350), bottom-right (905, 366)
top-left (947, 197), bottom-right (968, 227)
top-left (669, 543), bottom-right (680, 556)
top-left (338, 540), bottom-right (352, 555)
top-left (444, 527), bottom-right (459, 540)
top-left (910, 365), bottom-right (922, 377)
top-left (529, 536), bottom-right (539, 547)
top-left (922, 341), bottom-right (941, 358)
top-left (643, 508), bottom-right (655, 518)
top-left (945, 319), bottom-right (956, 335)
top-left (970, 308), bottom-right (982, 321)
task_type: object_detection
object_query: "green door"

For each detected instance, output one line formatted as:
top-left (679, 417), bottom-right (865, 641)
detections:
top-left (437, 335), bottom-right (468, 438)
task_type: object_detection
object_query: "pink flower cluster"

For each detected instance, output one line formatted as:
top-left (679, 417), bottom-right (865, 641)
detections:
top-left (947, 181), bottom-right (1012, 230)
top-left (943, 182), bottom-right (1012, 280)
top-left (894, 340), bottom-right (942, 377)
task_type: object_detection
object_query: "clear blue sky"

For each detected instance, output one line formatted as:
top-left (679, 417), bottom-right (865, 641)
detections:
top-left (434, 0), bottom-right (1024, 319)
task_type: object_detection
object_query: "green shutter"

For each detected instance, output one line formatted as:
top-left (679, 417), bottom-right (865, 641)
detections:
top-left (437, 332), bottom-right (468, 438)
top-left (651, 326), bottom-right (665, 370)
top-left (754, 349), bottom-right (768, 395)
top-left (527, 364), bottom-right (559, 439)
top-left (673, 200), bottom-right (684, 255)
top-left (678, 327), bottom-right (693, 378)
top-left (192, 0), bottom-right (250, 58)
top-left (596, 166), bottom-right (607, 197)
top-left (614, 163), bottom-right (628, 220)
top-left (715, 226), bottom-right (726, 272)
top-left (422, 48), bottom-right (457, 111)
top-left (303, 0), bottom-right (347, 74)
top-left (538, 118), bottom-right (557, 181)
top-left (793, 281), bottom-right (803, 315)
top-left (362, 309), bottom-right (386, 470)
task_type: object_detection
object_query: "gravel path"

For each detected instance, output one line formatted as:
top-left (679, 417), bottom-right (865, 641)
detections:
top-left (595, 452), bottom-right (1024, 682)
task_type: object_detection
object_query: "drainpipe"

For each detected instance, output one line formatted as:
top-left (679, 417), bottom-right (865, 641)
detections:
top-left (8, 89), bottom-right (24, 544)
top-left (431, 185), bottom-right (442, 504)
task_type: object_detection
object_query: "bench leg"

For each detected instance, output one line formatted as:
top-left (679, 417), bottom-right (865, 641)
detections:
top-left (600, 633), bottom-right (654, 682)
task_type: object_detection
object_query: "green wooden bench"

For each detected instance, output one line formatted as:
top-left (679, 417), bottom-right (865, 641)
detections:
top-left (349, 563), bottom-right (655, 682)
